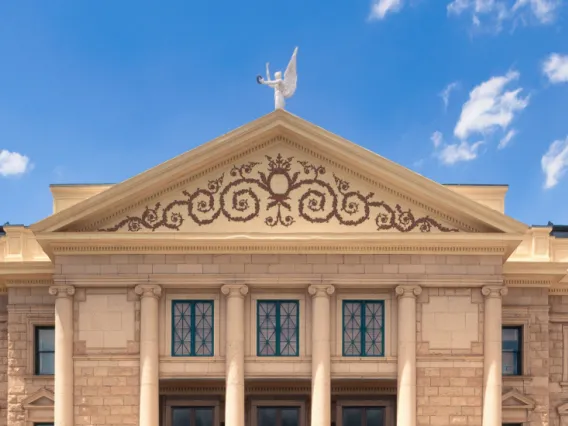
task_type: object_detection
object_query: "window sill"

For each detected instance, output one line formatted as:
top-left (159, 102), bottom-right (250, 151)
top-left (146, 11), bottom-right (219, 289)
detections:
top-left (24, 374), bottom-right (54, 381)
top-left (332, 356), bottom-right (396, 362)
top-left (503, 375), bottom-right (533, 386)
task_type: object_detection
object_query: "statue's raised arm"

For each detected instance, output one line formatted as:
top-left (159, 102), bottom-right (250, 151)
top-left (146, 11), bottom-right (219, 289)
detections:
top-left (256, 47), bottom-right (298, 110)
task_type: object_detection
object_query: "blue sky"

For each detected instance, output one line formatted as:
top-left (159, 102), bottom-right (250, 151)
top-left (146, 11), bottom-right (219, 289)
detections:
top-left (0, 0), bottom-right (567, 227)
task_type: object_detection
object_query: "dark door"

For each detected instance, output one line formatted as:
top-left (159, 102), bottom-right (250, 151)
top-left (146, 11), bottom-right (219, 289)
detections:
top-left (171, 407), bottom-right (214, 426)
top-left (257, 406), bottom-right (301, 426)
top-left (342, 407), bottom-right (385, 426)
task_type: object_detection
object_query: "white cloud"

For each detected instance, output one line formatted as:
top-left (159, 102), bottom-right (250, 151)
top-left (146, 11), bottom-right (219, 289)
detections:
top-left (543, 53), bottom-right (568, 84)
top-left (369, 0), bottom-right (403, 19)
top-left (431, 131), bottom-right (444, 148)
top-left (440, 82), bottom-right (460, 108)
top-left (498, 129), bottom-right (517, 149)
top-left (439, 141), bottom-right (484, 165)
top-left (447, 0), bottom-right (560, 28)
top-left (454, 71), bottom-right (529, 141)
top-left (0, 150), bottom-right (30, 177)
top-left (542, 136), bottom-right (568, 189)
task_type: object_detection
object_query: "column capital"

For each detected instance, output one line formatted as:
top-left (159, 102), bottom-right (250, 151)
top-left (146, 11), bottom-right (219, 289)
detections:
top-left (481, 285), bottom-right (508, 299)
top-left (308, 284), bottom-right (335, 298)
top-left (221, 284), bottom-right (248, 298)
top-left (49, 285), bottom-right (75, 298)
top-left (395, 285), bottom-right (422, 298)
top-left (135, 284), bottom-right (162, 299)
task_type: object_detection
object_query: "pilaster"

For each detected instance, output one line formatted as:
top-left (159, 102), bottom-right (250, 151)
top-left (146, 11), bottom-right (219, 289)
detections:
top-left (482, 285), bottom-right (508, 426)
top-left (221, 284), bottom-right (248, 426)
top-left (49, 285), bottom-right (75, 426)
top-left (395, 285), bottom-right (421, 426)
top-left (135, 284), bottom-right (162, 426)
top-left (308, 284), bottom-right (334, 426)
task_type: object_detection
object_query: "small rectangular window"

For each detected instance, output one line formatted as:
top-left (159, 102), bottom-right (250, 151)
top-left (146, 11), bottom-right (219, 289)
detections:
top-left (34, 424), bottom-right (54, 426)
top-left (343, 301), bottom-right (384, 357)
top-left (257, 300), bottom-right (299, 356)
top-left (34, 326), bottom-right (55, 375)
top-left (502, 326), bottom-right (522, 376)
top-left (171, 301), bottom-right (214, 356)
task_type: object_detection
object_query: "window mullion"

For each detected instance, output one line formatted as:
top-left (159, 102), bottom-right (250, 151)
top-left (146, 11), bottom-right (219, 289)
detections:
top-left (190, 302), bottom-right (195, 356)
top-left (275, 302), bottom-right (281, 356)
top-left (361, 302), bottom-right (366, 357)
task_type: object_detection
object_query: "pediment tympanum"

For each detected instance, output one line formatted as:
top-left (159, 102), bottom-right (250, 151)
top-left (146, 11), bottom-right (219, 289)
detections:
top-left (21, 387), bottom-right (54, 409)
top-left (502, 389), bottom-right (535, 409)
top-left (95, 144), bottom-right (461, 234)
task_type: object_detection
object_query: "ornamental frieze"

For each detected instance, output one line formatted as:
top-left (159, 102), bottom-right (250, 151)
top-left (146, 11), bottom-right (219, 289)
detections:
top-left (99, 154), bottom-right (458, 233)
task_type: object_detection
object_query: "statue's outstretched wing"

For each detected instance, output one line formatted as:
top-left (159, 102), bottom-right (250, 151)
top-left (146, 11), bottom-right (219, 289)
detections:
top-left (281, 47), bottom-right (298, 98)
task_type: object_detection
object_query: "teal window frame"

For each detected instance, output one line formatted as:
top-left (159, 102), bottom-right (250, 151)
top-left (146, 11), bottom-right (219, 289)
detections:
top-left (34, 326), bottom-right (55, 375)
top-left (256, 300), bottom-right (299, 357)
top-left (171, 300), bottom-right (214, 357)
top-left (342, 300), bottom-right (385, 357)
top-left (502, 325), bottom-right (522, 376)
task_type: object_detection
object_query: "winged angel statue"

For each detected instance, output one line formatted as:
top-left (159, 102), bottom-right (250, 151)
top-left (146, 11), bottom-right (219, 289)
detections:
top-left (257, 47), bottom-right (298, 110)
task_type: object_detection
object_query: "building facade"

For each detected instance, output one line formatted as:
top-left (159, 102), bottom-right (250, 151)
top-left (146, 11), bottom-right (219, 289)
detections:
top-left (0, 110), bottom-right (567, 426)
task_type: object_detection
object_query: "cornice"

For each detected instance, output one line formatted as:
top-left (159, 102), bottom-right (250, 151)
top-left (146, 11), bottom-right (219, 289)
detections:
top-left (550, 288), bottom-right (568, 295)
top-left (0, 262), bottom-right (53, 276)
top-left (53, 274), bottom-right (503, 289)
top-left (504, 261), bottom-right (568, 277)
top-left (5, 278), bottom-right (54, 288)
top-left (159, 380), bottom-right (396, 396)
top-left (35, 232), bottom-right (520, 258)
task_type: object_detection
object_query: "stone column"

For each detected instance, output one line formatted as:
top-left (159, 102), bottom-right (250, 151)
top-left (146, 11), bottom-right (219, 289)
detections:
top-left (221, 284), bottom-right (249, 426)
top-left (395, 285), bottom-right (421, 426)
top-left (135, 284), bottom-right (162, 426)
top-left (481, 286), bottom-right (507, 426)
top-left (49, 285), bottom-right (75, 426)
top-left (308, 284), bottom-right (335, 426)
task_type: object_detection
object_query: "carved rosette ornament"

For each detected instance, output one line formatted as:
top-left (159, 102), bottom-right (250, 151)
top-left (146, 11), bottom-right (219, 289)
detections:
top-left (100, 154), bottom-right (458, 234)
top-left (48, 286), bottom-right (75, 298)
top-left (395, 285), bottom-right (422, 298)
top-left (481, 286), bottom-right (508, 298)
top-left (221, 284), bottom-right (249, 299)
top-left (308, 284), bottom-right (335, 298)
top-left (134, 284), bottom-right (162, 299)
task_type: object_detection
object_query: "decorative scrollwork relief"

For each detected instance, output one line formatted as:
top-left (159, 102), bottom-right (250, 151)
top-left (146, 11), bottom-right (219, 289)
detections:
top-left (100, 154), bottom-right (459, 233)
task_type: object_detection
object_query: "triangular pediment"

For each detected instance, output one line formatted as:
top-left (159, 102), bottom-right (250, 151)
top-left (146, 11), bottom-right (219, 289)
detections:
top-left (92, 141), bottom-right (464, 234)
top-left (502, 389), bottom-right (535, 409)
top-left (31, 110), bottom-right (527, 241)
top-left (21, 387), bottom-right (54, 408)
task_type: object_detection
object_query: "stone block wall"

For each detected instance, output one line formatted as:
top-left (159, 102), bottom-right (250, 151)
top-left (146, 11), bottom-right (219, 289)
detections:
top-left (7, 286), bottom-right (56, 426)
top-left (0, 295), bottom-right (7, 426)
top-left (416, 288), bottom-right (484, 426)
top-left (503, 288), bottom-right (550, 426)
top-left (53, 253), bottom-right (503, 278)
top-left (549, 294), bottom-right (568, 426)
top-left (74, 359), bottom-right (139, 425)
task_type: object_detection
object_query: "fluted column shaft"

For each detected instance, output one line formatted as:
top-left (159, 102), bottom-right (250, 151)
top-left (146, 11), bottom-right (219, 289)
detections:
top-left (395, 286), bottom-right (421, 426)
top-left (308, 284), bottom-right (334, 426)
top-left (135, 284), bottom-right (162, 426)
top-left (221, 284), bottom-right (248, 426)
top-left (49, 285), bottom-right (75, 426)
top-left (482, 286), bottom-right (507, 426)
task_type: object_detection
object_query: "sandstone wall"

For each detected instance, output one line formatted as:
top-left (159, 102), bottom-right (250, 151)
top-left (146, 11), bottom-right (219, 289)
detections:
top-left (417, 288), bottom-right (484, 426)
top-left (502, 288), bottom-right (550, 426)
top-left (0, 295), bottom-right (7, 426)
top-left (549, 294), bottom-right (568, 426)
top-left (7, 286), bottom-right (55, 426)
